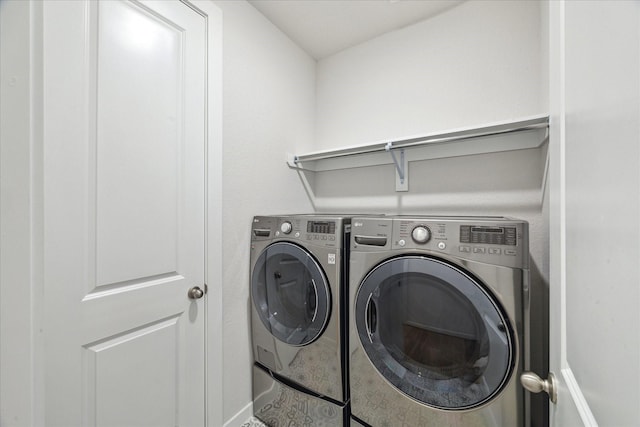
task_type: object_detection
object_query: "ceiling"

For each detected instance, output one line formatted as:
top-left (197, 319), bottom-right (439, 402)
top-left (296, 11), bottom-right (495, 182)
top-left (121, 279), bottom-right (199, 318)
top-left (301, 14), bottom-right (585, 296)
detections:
top-left (248, 0), bottom-right (466, 60)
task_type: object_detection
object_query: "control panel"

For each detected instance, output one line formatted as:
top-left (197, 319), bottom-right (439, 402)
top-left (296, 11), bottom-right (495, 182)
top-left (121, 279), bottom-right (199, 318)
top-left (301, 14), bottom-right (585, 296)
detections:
top-left (459, 225), bottom-right (517, 246)
top-left (351, 216), bottom-right (528, 269)
top-left (251, 216), bottom-right (347, 248)
top-left (304, 220), bottom-right (338, 244)
top-left (307, 221), bottom-right (336, 235)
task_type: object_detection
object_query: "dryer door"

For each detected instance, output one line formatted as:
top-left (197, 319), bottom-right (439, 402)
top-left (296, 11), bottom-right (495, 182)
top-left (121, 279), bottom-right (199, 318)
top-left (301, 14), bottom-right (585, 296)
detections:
top-left (355, 255), bottom-right (516, 410)
top-left (252, 242), bottom-right (330, 346)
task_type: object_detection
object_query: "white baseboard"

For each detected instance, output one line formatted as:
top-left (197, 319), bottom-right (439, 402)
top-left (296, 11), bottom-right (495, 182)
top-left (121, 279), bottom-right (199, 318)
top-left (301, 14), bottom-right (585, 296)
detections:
top-left (223, 401), bottom-right (254, 427)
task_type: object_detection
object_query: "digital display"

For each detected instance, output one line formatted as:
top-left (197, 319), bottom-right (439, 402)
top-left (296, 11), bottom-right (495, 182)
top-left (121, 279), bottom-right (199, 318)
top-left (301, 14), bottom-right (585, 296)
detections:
top-left (471, 227), bottom-right (503, 233)
top-left (460, 225), bottom-right (517, 246)
top-left (307, 221), bottom-right (336, 234)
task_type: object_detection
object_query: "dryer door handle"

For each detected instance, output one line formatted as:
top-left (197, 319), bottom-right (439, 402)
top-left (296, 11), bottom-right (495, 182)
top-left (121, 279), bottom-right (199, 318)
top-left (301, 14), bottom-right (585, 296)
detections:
top-left (365, 297), bottom-right (378, 340)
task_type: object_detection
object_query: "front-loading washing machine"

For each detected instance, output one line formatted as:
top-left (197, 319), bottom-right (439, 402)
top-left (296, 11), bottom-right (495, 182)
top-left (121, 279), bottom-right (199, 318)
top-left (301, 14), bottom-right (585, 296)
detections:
top-left (250, 215), bottom-right (352, 426)
top-left (349, 216), bottom-right (530, 427)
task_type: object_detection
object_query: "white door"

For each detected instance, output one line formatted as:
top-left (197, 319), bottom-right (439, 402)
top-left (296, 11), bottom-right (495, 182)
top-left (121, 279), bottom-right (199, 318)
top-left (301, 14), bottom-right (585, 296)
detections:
top-left (42, 1), bottom-right (206, 425)
top-left (545, 1), bottom-right (640, 426)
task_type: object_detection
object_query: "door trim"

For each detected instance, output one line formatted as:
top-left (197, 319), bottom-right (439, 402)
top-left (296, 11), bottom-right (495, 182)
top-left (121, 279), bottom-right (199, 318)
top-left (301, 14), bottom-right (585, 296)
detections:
top-left (0, 1), bottom-right (45, 424)
top-left (183, 1), bottom-right (224, 425)
top-left (187, 1), bottom-right (224, 426)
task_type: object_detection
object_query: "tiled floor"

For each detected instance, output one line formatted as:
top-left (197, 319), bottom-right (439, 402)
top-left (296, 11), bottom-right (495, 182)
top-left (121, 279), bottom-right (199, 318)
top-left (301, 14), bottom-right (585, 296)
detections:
top-left (240, 416), bottom-right (267, 427)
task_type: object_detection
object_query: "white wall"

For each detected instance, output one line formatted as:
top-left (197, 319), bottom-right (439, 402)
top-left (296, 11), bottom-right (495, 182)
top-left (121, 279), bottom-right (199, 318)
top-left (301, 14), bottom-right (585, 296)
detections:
top-left (210, 1), bottom-right (316, 423)
top-left (312, 3), bottom-right (549, 425)
top-left (210, 2), bottom-right (548, 424)
top-left (311, 0), bottom-right (547, 243)
top-left (316, 0), bottom-right (545, 150)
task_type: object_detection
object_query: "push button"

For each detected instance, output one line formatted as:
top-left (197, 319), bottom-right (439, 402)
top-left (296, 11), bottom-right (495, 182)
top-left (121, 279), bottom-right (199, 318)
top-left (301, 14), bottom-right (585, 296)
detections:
top-left (505, 249), bottom-right (517, 256)
top-left (488, 248), bottom-right (502, 255)
top-left (473, 247), bottom-right (486, 254)
top-left (459, 246), bottom-right (471, 253)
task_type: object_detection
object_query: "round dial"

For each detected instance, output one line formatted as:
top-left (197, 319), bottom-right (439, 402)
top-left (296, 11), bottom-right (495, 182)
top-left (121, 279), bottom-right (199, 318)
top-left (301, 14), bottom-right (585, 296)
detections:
top-left (280, 222), bottom-right (293, 234)
top-left (411, 226), bottom-right (431, 244)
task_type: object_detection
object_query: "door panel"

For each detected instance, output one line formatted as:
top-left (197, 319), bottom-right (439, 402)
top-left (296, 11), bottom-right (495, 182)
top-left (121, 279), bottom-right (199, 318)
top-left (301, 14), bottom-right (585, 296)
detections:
top-left (563, 2), bottom-right (639, 424)
top-left (547, 1), bottom-right (640, 426)
top-left (94, 0), bottom-right (182, 287)
top-left (43, 1), bottom-right (206, 425)
top-left (83, 316), bottom-right (180, 427)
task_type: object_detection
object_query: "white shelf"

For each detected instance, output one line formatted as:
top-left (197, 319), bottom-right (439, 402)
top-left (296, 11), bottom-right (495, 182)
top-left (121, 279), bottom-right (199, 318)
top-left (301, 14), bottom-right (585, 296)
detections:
top-left (287, 115), bottom-right (549, 192)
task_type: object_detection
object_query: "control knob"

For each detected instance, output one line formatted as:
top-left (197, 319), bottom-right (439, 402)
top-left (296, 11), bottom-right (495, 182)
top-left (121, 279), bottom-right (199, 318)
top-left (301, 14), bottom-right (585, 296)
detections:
top-left (411, 226), bottom-right (431, 244)
top-left (280, 222), bottom-right (293, 234)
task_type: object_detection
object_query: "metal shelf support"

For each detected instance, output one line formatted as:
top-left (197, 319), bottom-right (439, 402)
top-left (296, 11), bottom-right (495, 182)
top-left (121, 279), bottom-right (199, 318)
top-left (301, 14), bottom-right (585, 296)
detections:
top-left (385, 143), bottom-right (408, 191)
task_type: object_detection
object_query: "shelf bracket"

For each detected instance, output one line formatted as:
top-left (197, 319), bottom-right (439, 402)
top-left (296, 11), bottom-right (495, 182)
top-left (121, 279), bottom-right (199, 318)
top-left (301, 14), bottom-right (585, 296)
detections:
top-left (287, 153), bottom-right (300, 168)
top-left (385, 142), bottom-right (408, 192)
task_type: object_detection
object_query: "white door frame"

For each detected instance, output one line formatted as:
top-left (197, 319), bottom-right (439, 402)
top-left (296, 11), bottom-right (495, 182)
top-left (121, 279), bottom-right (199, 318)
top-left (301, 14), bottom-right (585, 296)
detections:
top-left (0, 1), bottom-right (223, 425)
top-left (188, 1), bottom-right (224, 425)
top-left (0, 2), bottom-right (45, 425)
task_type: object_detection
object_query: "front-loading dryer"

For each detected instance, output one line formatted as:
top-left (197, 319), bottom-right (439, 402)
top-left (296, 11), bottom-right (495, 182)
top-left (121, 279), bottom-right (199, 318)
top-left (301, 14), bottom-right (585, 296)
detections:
top-left (349, 216), bottom-right (530, 427)
top-left (250, 215), bottom-right (351, 426)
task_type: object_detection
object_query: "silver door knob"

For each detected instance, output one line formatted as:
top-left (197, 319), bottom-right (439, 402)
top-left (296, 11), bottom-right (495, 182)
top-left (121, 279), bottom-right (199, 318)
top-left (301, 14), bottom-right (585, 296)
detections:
top-left (188, 286), bottom-right (204, 300)
top-left (520, 371), bottom-right (557, 404)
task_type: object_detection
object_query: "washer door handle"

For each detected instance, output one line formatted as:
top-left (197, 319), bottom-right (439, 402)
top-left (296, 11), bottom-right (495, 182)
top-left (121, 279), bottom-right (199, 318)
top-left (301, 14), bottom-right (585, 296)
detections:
top-left (365, 297), bottom-right (377, 340)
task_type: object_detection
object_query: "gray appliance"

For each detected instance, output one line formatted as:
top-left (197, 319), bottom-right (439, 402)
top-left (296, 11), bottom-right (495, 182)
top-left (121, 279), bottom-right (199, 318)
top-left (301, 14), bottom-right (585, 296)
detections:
top-left (349, 216), bottom-right (530, 427)
top-left (250, 215), bottom-right (351, 426)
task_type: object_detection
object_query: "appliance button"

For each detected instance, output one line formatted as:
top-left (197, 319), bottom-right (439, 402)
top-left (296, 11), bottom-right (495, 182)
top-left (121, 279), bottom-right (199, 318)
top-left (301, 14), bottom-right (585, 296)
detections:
top-left (437, 242), bottom-right (446, 250)
top-left (459, 246), bottom-right (471, 253)
top-left (398, 239), bottom-right (406, 247)
top-left (489, 248), bottom-right (502, 255)
top-left (280, 222), bottom-right (293, 234)
top-left (473, 247), bottom-right (486, 254)
top-left (294, 232), bottom-right (300, 238)
top-left (505, 249), bottom-right (517, 256)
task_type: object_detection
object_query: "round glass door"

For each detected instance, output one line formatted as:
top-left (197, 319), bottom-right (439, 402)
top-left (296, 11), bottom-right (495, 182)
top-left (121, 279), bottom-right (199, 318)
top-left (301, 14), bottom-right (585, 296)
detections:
top-left (252, 242), bottom-right (330, 346)
top-left (355, 255), bottom-right (515, 410)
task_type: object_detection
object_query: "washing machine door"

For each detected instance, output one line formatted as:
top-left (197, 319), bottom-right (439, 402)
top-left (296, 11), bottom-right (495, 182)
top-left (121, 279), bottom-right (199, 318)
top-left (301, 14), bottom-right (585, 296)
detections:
top-left (252, 242), bottom-right (330, 346)
top-left (355, 255), bottom-right (516, 410)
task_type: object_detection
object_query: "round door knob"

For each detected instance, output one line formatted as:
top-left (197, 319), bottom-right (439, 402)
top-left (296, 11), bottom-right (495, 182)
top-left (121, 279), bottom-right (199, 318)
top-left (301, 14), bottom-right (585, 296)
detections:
top-left (411, 226), bottom-right (431, 244)
top-left (280, 222), bottom-right (293, 234)
top-left (188, 286), bottom-right (205, 300)
top-left (520, 371), bottom-right (557, 404)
